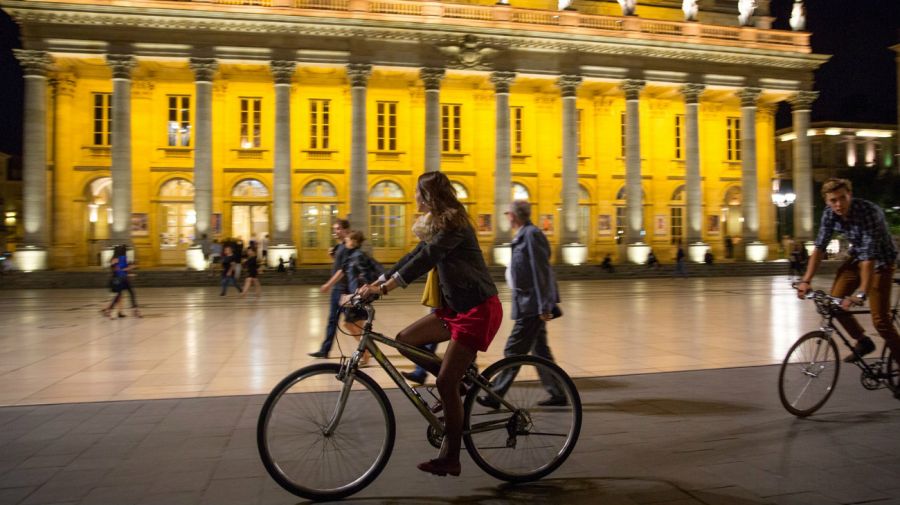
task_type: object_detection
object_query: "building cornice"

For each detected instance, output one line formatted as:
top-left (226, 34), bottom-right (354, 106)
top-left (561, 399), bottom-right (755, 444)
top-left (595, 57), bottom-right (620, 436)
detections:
top-left (2, 0), bottom-right (829, 71)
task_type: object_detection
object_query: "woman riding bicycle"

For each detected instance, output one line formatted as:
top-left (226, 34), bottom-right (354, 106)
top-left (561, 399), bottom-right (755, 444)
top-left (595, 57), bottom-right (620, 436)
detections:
top-left (357, 171), bottom-right (502, 477)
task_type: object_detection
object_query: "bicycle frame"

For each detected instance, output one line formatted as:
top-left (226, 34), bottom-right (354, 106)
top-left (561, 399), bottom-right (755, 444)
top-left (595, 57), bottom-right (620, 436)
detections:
top-left (323, 300), bottom-right (518, 440)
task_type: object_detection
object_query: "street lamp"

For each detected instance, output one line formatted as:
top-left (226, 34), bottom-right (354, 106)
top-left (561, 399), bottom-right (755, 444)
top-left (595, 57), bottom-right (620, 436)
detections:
top-left (771, 190), bottom-right (796, 257)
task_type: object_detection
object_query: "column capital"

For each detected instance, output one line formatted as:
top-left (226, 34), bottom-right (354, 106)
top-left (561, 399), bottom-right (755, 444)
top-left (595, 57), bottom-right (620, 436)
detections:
top-left (270, 60), bottom-right (296, 85)
top-left (738, 87), bottom-right (762, 107)
top-left (106, 54), bottom-right (137, 80)
top-left (51, 74), bottom-right (77, 98)
top-left (346, 63), bottom-right (372, 88)
top-left (621, 79), bottom-right (646, 100)
top-left (787, 90), bottom-right (819, 111)
top-left (189, 58), bottom-right (218, 83)
top-left (13, 49), bottom-right (52, 77)
top-left (680, 83), bottom-right (706, 104)
top-left (420, 67), bottom-right (446, 91)
top-left (490, 71), bottom-right (516, 94)
top-left (556, 75), bottom-right (582, 98)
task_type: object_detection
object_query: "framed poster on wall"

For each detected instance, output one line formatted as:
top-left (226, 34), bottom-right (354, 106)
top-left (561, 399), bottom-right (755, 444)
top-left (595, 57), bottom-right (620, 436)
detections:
top-left (476, 214), bottom-right (492, 234)
top-left (130, 213), bottom-right (148, 236)
top-left (539, 214), bottom-right (554, 235)
top-left (707, 215), bottom-right (721, 234)
top-left (654, 214), bottom-right (667, 236)
top-left (597, 214), bottom-right (611, 236)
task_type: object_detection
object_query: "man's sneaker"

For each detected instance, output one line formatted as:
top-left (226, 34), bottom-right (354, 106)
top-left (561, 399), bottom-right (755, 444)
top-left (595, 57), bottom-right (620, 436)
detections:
top-left (537, 396), bottom-right (569, 407)
top-left (308, 350), bottom-right (329, 359)
top-left (843, 337), bottom-right (876, 363)
top-left (401, 371), bottom-right (426, 385)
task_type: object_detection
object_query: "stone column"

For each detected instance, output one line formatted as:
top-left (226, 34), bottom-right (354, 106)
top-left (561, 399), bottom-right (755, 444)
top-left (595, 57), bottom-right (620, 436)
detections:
top-left (787, 91), bottom-right (818, 248)
top-left (12, 50), bottom-right (52, 270)
top-left (622, 79), bottom-right (650, 264)
top-left (557, 75), bottom-right (587, 265)
top-left (738, 87), bottom-right (767, 261)
top-left (52, 73), bottom-right (77, 267)
top-left (347, 63), bottom-right (372, 234)
top-left (106, 55), bottom-right (137, 246)
top-left (189, 58), bottom-right (217, 241)
top-left (490, 71), bottom-right (515, 265)
top-left (421, 68), bottom-right (445, 173)
top-left (267, 60), bottom-right (297, 267)
top-left (681, 83), bottom-right (709, 262)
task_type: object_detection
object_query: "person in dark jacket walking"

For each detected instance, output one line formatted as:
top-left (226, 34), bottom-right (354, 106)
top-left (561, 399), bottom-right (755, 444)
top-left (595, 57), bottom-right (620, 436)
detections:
top-left (477, 200), bottom-right (566, 408)
top-left (310, 219), bottom-right (351, 358)
top-left (357, 171), bottom-right (502, 478)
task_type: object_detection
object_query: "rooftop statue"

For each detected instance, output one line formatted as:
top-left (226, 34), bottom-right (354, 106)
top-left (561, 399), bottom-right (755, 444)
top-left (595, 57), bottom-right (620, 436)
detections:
top-left (617, 0), bottom-right (636, 16)
top-left (789, 0), bottom-right (806, 31)
top-left (682, 0), bottom-right (698, 21)
top-left (738, 0), bottom-right (757, 26)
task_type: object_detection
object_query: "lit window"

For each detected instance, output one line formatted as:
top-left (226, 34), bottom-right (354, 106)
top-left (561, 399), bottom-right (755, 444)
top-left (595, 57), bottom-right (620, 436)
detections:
top-left (240, 98), bottom-right (262, 149)
top-left (309, 99), bottom-right (331, 150)
top-left (167, 95), bottom-right (191, 147)
top-left (511, 106), bottom-right (524, 155)
top-left (674, 114), bottom-right (684, 160)
top-left (726, 116), bottom-right (742, 161)
top-left (376, 101), bottom-right (398, 151)
top-left (92, 93), bottom-right (112, 146)
top-left (620, 111), bottom-right (626, 158)
top-left (369, 181), bottom-right (406, 248)
top-left (441, 103), bottom-right (462, 153)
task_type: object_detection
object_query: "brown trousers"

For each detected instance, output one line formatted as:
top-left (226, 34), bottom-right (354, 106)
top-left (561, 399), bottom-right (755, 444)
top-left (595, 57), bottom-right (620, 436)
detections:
top-left (830, 259), bottom-right (900, 365)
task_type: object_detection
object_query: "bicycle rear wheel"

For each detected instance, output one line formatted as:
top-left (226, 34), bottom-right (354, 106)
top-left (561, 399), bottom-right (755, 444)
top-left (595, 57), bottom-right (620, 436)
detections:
top-left (778, 331), bottom-right (840, 417)
top-left (463, 355), bottom-right (582, 482)
top-left (257, 363), bottom-right (395, 501)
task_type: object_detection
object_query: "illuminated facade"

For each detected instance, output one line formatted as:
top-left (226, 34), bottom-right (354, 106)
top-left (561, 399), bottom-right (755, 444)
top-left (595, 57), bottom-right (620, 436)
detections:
top-left (1, 0), bottom-right (828, 269)
top-left (776, 123), bottom-right (896, 183)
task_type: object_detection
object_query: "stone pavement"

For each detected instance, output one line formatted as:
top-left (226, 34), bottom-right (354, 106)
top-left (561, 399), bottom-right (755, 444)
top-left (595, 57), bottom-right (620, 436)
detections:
top-left (1, 364), bottom-right (899, 505)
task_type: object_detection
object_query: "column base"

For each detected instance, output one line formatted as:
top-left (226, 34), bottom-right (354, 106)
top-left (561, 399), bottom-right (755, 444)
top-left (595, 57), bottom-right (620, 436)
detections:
top-left (186, 246), bottom-right (206, 271)
top-left (745, 241), bottom-right (769, 262)
top-left (626, 242), bottom-right (651, 264)
top-left (267, 244), bottom-right (297, 268)
top-left (687, 242), bottom-right (710, 264)
top-left (492, 243), bottom-right (511, 267)
top-left (15, 245), bottom-right (49, 272)
top-left (560, 243), bottom-right (588, 266)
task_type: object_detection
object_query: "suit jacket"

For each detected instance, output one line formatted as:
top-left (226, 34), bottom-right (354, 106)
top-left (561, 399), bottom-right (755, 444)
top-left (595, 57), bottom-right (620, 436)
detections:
top-left (388, 224), bottom-right (497, 313)
top-left (508, 223), bottom-right (560, 320)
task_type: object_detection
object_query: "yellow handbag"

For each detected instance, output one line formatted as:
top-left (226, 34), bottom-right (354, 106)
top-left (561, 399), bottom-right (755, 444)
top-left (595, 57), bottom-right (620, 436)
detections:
top-left (421, 268), bottom-right (442, 308)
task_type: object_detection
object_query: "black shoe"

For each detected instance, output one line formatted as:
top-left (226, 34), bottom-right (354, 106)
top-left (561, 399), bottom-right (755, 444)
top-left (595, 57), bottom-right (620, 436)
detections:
top-left (843, 337), bottom-right (876, 363)
top-left (401, 371), bottom-right (426, 385)
top-left (308, 350), bottom-right (329, 359)
top-left (537, 396), bottom-right (569, 407)
top-left (476, 394), bottom-right (501, 409)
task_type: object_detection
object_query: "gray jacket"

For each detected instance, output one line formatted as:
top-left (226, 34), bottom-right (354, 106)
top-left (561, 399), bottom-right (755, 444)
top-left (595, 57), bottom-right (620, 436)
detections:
top-left (508, 222), bottom-right (560, 320)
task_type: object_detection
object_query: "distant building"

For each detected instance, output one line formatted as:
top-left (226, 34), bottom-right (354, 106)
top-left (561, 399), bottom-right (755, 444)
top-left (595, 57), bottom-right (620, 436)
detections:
top-left (775, 123), bottom-right (897, 183)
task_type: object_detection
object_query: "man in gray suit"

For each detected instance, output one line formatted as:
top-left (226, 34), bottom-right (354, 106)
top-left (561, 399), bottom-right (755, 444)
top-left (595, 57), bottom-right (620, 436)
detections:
top-left (478, 200), bottom-right (567, 408)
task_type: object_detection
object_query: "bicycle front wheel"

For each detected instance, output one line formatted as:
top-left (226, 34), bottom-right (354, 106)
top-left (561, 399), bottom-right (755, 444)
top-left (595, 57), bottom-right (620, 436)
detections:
top-left (463, 355), bottom-right (582, 482)
top-left (257, 363), bottom-right (395, 501)
top-left (778, 331), bottom-right (840, 417)
top-left (883, 346), bottom-right (898, 390)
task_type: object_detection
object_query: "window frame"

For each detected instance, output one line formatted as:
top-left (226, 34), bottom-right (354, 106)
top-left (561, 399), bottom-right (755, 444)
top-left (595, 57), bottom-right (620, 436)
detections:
top-left (376, 101), bottom-right (398, 152)
top-left (308, 98), bottom-right (331, 150)
top-left (441, 103), bottom-right (462, 153)
top-left (167, 95), bottom-right (192, 147)
top-left (92, 92), bottom-right (112, 147)
top-left (239, 97), bottom-right (262, 149)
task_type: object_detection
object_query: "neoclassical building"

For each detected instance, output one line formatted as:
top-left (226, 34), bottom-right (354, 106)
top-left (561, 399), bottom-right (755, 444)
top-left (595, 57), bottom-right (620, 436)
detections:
top-left (1, 0), bottom-right (828, 269)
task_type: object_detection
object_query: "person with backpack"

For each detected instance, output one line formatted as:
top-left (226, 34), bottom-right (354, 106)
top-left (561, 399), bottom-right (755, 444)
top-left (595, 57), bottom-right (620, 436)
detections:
top-left (319, 229), bottom-right (382, 365)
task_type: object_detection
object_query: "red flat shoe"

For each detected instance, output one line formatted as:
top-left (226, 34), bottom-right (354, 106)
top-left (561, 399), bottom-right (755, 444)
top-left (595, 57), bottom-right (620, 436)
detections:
top-left (417, 458), bottom-right (461, 477)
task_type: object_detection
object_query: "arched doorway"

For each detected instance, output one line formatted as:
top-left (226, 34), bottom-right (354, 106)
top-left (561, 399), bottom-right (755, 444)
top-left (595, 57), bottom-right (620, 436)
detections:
top-left (158, 178), bottom-right (195, 266)
top-left (85, 177), bottom-right (112, 265)
top-left (300, 179), bottom-right (340, 264)
top-left (614, 185), bottom-right (647, 245)
top-left (369, 180), bottom-right (406, 262)
top-left (231, 179), bottom-right (270, 248)
top-left (450, 181), bottom-right (472, 215)
top-left (722, 186), bottom-right (743, 243)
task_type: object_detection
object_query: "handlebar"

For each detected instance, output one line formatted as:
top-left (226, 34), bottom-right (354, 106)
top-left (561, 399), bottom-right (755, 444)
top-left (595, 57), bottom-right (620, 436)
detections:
top-left (792, 282), bottom-right (859, 316)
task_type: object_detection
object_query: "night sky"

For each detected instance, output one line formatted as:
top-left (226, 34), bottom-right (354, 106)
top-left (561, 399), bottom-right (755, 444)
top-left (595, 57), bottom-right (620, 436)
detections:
top-left (0, 0), bottom-right (898, 156)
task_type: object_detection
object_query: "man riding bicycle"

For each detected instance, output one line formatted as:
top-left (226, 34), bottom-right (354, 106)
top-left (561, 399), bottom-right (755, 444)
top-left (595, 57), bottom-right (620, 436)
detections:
top-left (795, 178), bottom-right (899, 397)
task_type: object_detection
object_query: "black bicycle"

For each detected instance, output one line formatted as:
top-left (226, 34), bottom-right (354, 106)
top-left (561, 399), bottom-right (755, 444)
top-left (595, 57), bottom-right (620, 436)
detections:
top-left (778, 280), bottom-right (900, 417)
top-left (257, 296), bottom-right (582, 501)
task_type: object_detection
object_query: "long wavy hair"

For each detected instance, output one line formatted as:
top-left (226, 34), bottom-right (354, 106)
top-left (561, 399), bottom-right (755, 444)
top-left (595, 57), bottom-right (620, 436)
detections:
top-left (416, 171), bottom-right (472, 232)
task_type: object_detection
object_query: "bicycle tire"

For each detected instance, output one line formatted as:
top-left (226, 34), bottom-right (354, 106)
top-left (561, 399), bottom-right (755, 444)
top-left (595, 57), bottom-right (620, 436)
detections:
top-left (778, 331), bottom-right (840, 417)
top-left (463, 355), bottom-right (582, 482)
top-left (257, 363), bottom-right (395, 501)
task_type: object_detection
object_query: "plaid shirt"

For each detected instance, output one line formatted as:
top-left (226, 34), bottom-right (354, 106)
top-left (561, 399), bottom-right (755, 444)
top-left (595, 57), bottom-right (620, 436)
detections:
top-left (814, 198), bottom-right (898, 269)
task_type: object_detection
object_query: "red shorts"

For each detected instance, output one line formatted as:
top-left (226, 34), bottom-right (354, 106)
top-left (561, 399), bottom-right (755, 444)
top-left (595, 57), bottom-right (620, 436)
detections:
top-left (435, 295), bottom-right (503, 352)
